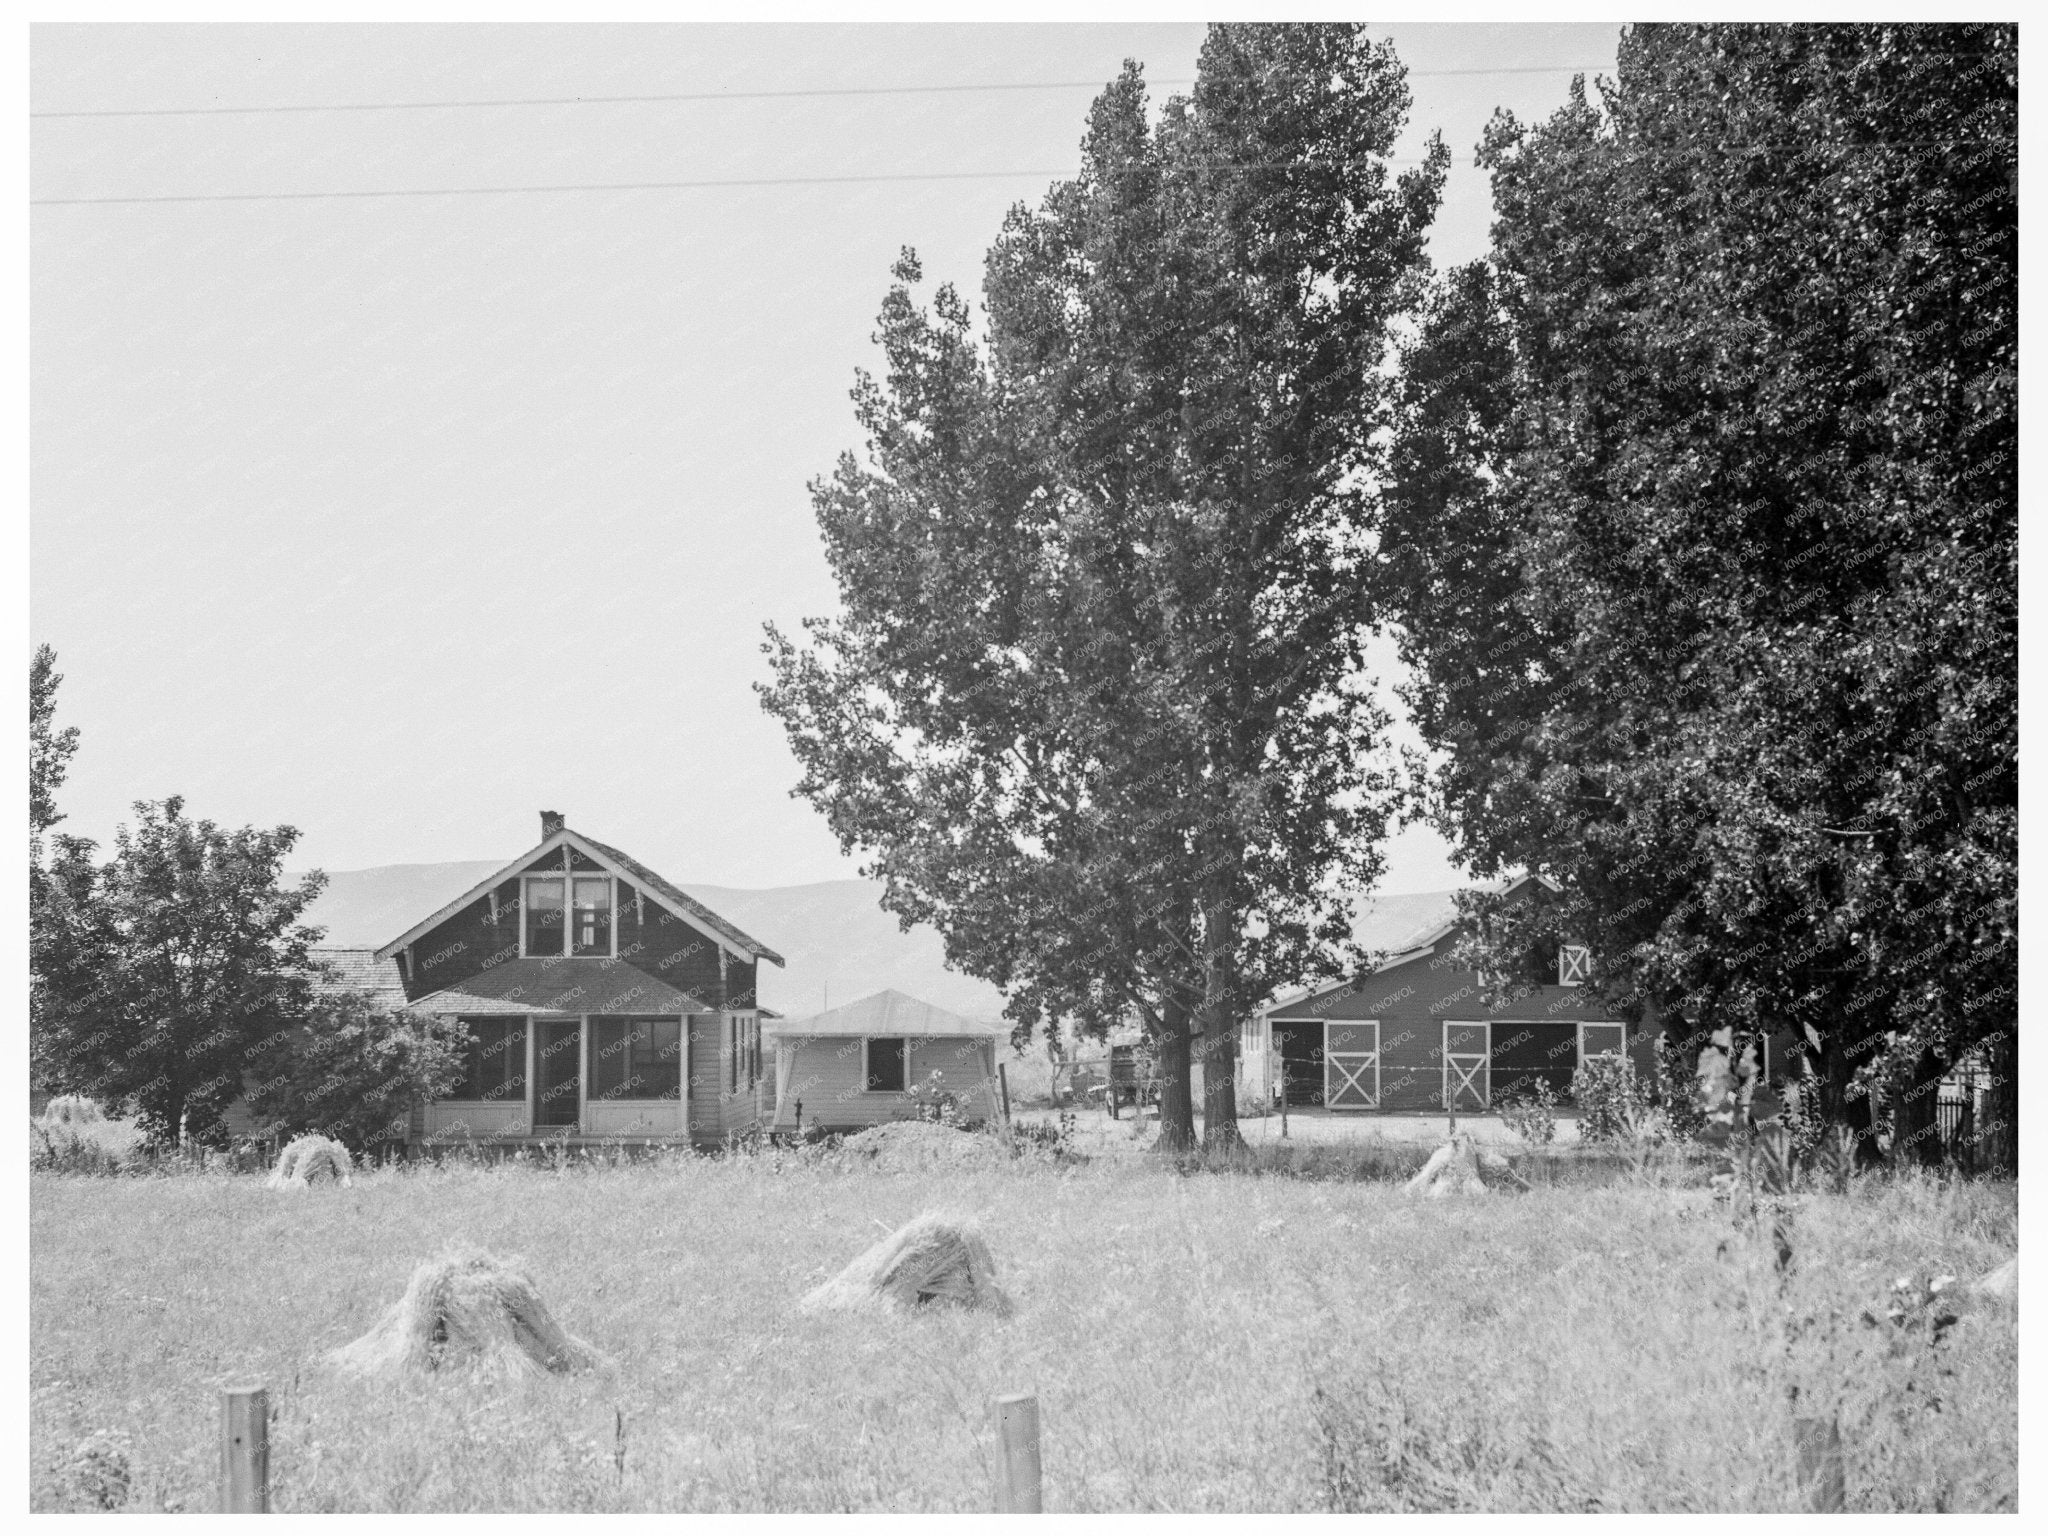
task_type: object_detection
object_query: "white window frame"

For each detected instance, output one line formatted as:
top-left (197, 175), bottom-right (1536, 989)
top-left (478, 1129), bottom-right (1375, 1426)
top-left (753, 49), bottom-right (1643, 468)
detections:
top-left (863, 1035), bottom-right (908, 1095)
top-left (1323, 1019), bottom-right (1380, 1112)
top-left (442, 1015), bottom-right (533, 1107)
top-left (1558, 944), bottom-right (1593, 987)
top-left (518, 871), bottom-right (618, 960)
top-left (1443, 1019), bottom-right (1491, 1112)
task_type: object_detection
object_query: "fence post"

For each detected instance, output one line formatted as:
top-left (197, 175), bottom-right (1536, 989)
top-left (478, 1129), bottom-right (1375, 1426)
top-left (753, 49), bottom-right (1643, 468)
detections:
top-left (998, 1062), bottom-right (1013, 1124)
top-left (221, 1384), bottom-right (270, 1513)
top-left (1793, 1415), bottom-right (1845, 1512)
top-left (1279, 1067), bottom-right (1289, 1140)
top-left (994, 1392), bottom-right (1042, 1512)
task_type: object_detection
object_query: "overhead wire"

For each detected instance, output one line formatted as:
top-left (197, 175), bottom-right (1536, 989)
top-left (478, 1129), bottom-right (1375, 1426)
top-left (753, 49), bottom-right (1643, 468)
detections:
top-left (31, 64), bottom-right (1611, 119)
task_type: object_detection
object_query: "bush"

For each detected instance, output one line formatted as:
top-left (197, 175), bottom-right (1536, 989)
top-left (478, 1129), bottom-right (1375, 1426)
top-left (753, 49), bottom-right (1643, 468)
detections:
top-left (1643, 1033), bottom-right (1708, 1142)
top-left (906, 1069), bottom-right (962, 1126)
top-left (1496, 1081), bottom-right (1559, 1145)
top-left (1570, 1054), bottom-right (1642, 1144)
top-left (243, 986), bottom-right (467, 1152)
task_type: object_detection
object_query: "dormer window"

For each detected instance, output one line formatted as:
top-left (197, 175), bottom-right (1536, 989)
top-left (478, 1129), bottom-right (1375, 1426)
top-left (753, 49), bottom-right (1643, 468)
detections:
top-left (1558, 944), bottom-right (1592, 987)
top-left (522, 873), bottom-right (616, 958)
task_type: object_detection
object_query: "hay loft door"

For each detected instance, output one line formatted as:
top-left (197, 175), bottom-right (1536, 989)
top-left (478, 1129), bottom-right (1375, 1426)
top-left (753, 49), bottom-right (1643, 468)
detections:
top-left (1323, 1021), bottom-right (1380, 1111)
top-left (1443, 1021), bottom-right (1490, 1112)
top-left (535, 1017), bottom-right (583, 1129)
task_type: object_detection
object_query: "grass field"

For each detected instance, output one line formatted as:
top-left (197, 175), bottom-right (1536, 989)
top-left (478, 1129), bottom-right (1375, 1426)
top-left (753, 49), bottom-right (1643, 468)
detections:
top-left (30, 1148), bottom-right (2017, 1512)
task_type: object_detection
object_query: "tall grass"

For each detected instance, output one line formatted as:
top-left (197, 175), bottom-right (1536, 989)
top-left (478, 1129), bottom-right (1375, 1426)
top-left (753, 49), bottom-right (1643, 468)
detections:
top-left (29, 1154), bottom-right (2015, 1512)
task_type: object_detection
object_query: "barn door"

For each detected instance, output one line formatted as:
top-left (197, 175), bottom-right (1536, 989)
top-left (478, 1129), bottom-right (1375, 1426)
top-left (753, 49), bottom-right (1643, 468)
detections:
top-left (1578, 1022), bottom-right (1626, 1065)
top-left (1443, 1021), bottom-right (1490, 1112)
top-left (1324, 1021), bottom-right (1380, 1111)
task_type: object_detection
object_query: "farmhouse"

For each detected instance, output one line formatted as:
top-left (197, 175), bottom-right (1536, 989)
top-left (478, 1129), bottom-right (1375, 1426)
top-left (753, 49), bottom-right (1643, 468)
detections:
top-left (306, 812), bottom-right (783, 1148)
top-left (766, 989), bottom-right (1004, 1135)
top-left (1238, 875), bottom-right (1635, 1113)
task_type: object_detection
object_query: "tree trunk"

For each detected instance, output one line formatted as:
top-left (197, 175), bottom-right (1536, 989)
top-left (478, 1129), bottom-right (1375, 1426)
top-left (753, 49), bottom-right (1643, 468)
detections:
top-left (1891, 1045), bottom-right (1947, 1169)
top-left (1151, 995), bottom-right (1198, 1154)
top-left (1819, 1024), bottom-right (1884, 1169)
top-left (1198, 895), bottom-right (1244, 1154)
top-left (1983, 1020), bottom-right (2017, 1176)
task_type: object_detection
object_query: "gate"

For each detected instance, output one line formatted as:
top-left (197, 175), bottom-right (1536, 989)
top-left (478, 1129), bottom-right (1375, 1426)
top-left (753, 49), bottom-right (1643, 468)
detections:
top-left (1324, 1021), bottom-right (1380, 1111)
top-left (1443, 1021), bottom-right (1489, 1112)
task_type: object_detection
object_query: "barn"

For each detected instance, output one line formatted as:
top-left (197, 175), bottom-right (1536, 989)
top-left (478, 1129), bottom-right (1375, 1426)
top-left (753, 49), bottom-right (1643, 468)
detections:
top-left (765, 989), bottom-right (1004, 1135)
top-left (1238, 875), bottom-right (1631, 1114)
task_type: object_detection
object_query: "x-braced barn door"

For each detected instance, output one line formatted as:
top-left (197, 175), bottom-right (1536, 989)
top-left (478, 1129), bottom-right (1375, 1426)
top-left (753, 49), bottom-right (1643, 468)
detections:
top-left (1324, 1021), bottom-right (1380, 1111)
top-left (1443, 1021), bottom-right (1490, 1112)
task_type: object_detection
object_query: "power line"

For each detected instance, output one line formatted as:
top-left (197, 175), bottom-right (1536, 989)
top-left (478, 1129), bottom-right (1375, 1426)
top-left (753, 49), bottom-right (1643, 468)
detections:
top-left (31, 161), bottom-right (1449, 207)
top-left (31, 65), bottom-right (1610, 120)
top-left (33, 131), bottom-right (2008, 209)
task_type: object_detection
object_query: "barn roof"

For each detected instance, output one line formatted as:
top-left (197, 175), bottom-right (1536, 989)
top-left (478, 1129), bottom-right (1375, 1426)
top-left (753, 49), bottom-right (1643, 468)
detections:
top-left (765, 988), bottom-right (1005, 1039)
top-left (402, 957), bottom-right (714, 1017)
top-left (1262, 873), bottom-right (1564, 1017)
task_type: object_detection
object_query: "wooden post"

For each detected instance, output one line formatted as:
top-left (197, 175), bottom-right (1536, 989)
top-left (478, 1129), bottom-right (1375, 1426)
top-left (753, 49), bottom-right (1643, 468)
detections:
top-left (994, 1392), bottom-right (1043, 1512)
top-left (998, 1062), bottom-right (1013, 1124)
top-left (1793, 1416), bottom-right (1845, 1512)
top-left (1279, 1064), bottom-right (1289, 1139)
top-left (220, 1384), bottom-right (269, 1513)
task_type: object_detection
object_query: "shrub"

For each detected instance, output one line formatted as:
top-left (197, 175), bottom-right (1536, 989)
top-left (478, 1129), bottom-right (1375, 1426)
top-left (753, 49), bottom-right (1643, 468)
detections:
top-left (905, 1069), bottom-right (961, 1126)
top-left (243, 985), bottom-right (467, 1152)
top-left (62, 1430), bottom-right (132, 1511)
top-left (1570, 1054), bottom-right (1642, 1144)
top-left (1496, 1081), bottom-right (1559, 1145)
top-left (1644, 1033), bottom-right (1708, 1142)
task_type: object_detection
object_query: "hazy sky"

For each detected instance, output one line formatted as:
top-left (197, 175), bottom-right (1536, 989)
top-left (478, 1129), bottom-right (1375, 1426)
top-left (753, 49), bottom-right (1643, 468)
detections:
top-left (32, 22), bottom-right (1621, 889)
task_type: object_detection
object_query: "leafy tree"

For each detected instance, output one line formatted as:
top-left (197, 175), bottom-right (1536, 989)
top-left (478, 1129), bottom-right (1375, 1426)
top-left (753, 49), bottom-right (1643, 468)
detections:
top-left (30, 643), bottom-right (81, 845)
top-left (30, 644), bottom-right (85, 1098)
top-left (762, 24), bottom-right (1444, 1151)
top-left (242, 985), bottom-right (467, 1150)
top-left (1380, 24), bottom-right (2016, 1167)
top-left (32, 796), bottom-right (328, 1144)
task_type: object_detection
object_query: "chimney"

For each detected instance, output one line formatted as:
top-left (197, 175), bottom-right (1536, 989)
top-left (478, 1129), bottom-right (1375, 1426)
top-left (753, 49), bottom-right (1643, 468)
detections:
top-left (540, 810), bottom-right (566, 839)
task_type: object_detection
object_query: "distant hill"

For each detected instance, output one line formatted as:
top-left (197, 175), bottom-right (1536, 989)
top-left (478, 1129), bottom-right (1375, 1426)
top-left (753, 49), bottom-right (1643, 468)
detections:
top-left (293, 860), bottom-right (1466, 1028)
top-left (291, 861), bottom-right (1009, 1021)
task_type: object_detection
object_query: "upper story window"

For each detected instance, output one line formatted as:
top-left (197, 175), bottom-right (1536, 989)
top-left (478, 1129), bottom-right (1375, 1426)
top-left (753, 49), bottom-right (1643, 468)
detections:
top-left (1558, 944), bottom-right (1593, 987)
top-left (522, 873), bottom-right (615, 957)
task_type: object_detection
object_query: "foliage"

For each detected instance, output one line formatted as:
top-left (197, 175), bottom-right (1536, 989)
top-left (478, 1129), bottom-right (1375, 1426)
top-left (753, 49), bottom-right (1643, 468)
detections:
top-left (758, 24), bottom-right (1446, 1153)
top-left (1010, 1110), bottom-right (1078, 1159)
top-left (1642, 1033), bottom-right (1708, 1142)
top-left (1495, 1080), bottom-right (1558, 1146)
top-left (904, 1069), bottom-right (963, 1128)
top-left (242, 986), bottom-right (468, 1151)
top-left (30, 644), bottom-right (81, 846)
top-left (30, 645), bottom-right (85, 1098)
top-left (31, 795), bottom-right (327, 1144)
top-left (1379, 24), bottom-right (2017, 1167)
top-left (1569, 1054), bottom-right (1642, 1145)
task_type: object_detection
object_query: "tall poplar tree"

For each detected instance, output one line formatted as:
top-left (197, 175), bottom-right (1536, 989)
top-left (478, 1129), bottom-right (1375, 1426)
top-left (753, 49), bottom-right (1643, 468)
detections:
top-left (762, 24), bottom-right (1444, 1151)
top-left (1380, 24), bottom-right (2016, 1166)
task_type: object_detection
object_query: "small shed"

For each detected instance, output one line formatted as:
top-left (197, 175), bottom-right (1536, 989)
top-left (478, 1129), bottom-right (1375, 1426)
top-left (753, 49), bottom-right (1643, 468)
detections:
top-left (765, 989), bottom-right (1005, 1134)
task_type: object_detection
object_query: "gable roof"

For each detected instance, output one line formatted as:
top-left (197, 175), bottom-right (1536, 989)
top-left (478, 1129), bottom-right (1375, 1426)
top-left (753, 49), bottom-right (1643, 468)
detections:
top-left (765, 988), bottom-right (1005, 1039)
top-left (574, 832), bottom-right (784, 969)
top-left (374, 823), bottom-right (784, 968)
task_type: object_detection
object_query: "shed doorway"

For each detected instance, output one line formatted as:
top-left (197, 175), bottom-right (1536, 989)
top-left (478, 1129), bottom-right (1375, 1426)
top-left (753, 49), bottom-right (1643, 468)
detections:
top-left (1270, 1018), bottom-right (1327, 1108)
